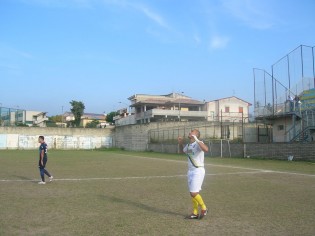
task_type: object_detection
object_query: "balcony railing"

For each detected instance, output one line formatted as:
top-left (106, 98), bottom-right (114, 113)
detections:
top-left (135, 109), bottom-right (208, 120)
top-left (33, 117), bottom-right (48, 125)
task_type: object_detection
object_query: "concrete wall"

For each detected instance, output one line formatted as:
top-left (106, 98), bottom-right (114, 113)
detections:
top-left (113, 123), bottom-right (151, 151)
top-left (1, 125), bottom-right (314, 161)
top-left (113, 121), bottom-right (230, 151)
top-left (0, 127), bottom-right (113, 150)
top-left (0, 121), bottom-right (255, 151)
top-left (114, 121), bottom-right (264, 151)
top-left (113, 121), bottom-right (214, 151)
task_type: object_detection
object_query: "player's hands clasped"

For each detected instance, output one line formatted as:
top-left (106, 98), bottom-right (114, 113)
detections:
top-left (191, 135), bottom-right (200, 143)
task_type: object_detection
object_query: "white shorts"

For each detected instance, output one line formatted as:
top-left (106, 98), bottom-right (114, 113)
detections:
top-left (187, 167), bottom-right (205, 193)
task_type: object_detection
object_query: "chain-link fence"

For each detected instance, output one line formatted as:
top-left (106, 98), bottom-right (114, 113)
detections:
top-left (254, 45), bottom-right (315, 118)
top-left (148, 119), bottom-right (271, 144)
top-left (0, 107), bottom-right (26, 126)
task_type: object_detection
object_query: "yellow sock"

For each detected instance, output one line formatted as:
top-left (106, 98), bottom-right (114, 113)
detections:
top-left (194, 194), bottom-right (207, 210)
top-left (192, 197), bottom-right (199, 215)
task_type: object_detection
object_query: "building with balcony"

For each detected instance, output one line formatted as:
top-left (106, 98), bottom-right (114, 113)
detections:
top-left (114, 93), bottom-right (252, 126)
top-left (114, 93), bottom-right (207, 125)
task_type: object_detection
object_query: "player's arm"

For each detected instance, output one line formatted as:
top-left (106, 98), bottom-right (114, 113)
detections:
top-left (177, 136), bottom-right (185, 154)
top-left (191, 135), bottom-right (209, 152)
top-left (40, 148), bottom-right (44, 165)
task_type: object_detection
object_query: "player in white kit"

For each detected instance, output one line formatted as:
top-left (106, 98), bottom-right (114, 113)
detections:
top-left (178, 129), bottom-right (208, 219)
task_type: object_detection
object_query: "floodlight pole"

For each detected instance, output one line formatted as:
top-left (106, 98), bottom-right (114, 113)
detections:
top-left (312, 46), bottom-right (315, 88)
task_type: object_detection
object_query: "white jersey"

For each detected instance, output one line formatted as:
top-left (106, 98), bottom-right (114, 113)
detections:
top-left (183, 141), bottom-right (205, 170)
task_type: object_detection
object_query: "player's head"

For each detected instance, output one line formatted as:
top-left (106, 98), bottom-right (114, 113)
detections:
top-left (38, 136), bottom-right (45, 143)
top-left (188, 129), bottom-right (200, 139)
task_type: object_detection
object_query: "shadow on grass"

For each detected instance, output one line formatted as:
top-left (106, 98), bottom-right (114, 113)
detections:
top-left (100, 195), bottom-right (184, 217)
top-left (12, 175), bottom-right (34, 180)
top-left (11, 175), bottom-right (39, 184)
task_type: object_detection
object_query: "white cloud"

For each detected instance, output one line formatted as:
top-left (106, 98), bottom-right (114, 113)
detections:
top-left (22, 0), bottom-right (170, 30)
top-left (221, 0), bottom-right (275, 29)
top-left (137, 5), bottom-right (169, 29)
top-left (210, 35), bottom-right (229, 49)
top-left (101, 0), bottom-right (169, 29)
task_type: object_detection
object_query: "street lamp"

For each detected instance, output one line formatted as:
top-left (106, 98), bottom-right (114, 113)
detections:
top-left (119, 102), bottom-right (129, 115)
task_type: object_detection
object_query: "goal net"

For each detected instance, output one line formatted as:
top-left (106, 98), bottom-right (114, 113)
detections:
top-left (208, 139), bottom-right (231, 158)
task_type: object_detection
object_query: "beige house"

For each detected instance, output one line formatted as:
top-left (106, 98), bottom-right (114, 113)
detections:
top-left (122, 92), bottom-right (207, 124)
top-left (205, 96), bottom-right (251, 122)
top-left (64, 112), bottom-right (108, 128)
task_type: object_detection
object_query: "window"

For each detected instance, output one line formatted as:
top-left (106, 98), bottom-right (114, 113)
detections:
top-left (225, 106), bottom-right (230, 113)
top-left (278, 125), bottom-right (284, 131)
top-left (239, 107), bottom-right (243, 113)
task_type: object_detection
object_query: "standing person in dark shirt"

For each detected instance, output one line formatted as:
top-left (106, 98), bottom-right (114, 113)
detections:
top-left (38, 136), bottom-right (53, 184)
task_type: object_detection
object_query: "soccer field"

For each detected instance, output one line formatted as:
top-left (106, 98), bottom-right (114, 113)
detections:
top-left (0, 150), bottom-right (314, 236)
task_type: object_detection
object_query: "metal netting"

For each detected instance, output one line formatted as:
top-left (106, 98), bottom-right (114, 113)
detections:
top-left (0, 107), bottom-right (26, 126)
top-left (148, 120), bottom-right (247, 144)
top-left (254, 45), bottom-right (315, 118)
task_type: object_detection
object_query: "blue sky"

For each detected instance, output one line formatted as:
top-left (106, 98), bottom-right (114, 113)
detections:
top-left (1, 0), bottom-right (314, 116)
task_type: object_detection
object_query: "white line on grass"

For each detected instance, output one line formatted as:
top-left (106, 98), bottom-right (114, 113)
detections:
top-left (0, 170), bottom-right (269, 183)
top-left (209, 165), bottom-right (315, 177)
top-left (1, 154), bottom-right (313, 183)
top-left (115, 153), bottom-right (315, 178)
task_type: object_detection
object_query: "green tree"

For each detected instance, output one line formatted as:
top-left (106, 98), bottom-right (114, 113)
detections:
top-left (106, 111), bottom-right (119, 123)
top-left (49, 115), bottom-right (62, 123)
top-left (70, 100), bottom-right (85, 127)
top-left (85, 120), bottom-right (99, 128)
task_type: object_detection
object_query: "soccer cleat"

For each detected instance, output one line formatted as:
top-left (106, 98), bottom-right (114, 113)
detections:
top-left (49, 176), bottom-right (54, 182)
top-left (199, 209), bottom-right (208, 219)
top-left (38, 181), bottom-right (46, 185)
top-left (186, 213), bottom-right (199, 220)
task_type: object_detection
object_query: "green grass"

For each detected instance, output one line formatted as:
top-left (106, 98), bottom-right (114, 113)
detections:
top-left (0, 150), bottom-right (314, 236)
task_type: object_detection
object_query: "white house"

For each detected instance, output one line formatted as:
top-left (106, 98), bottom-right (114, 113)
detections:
top-left (205, 96), bottom-right (251, 123)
